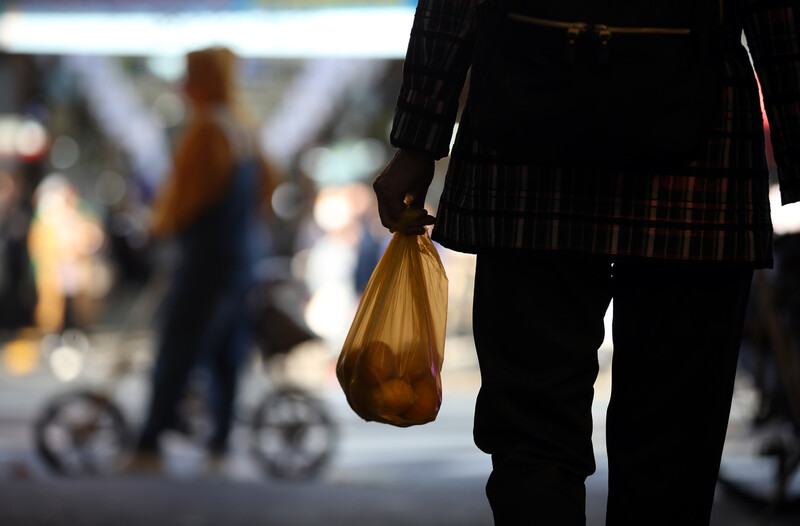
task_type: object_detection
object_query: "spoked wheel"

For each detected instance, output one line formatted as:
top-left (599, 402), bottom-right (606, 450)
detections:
top-left (34, 390), bottom-right (131, 476)
top-left (251, 389), bottom-right (336, 480)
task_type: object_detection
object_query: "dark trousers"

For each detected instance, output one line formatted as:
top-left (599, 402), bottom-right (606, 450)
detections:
top-left (472, 253), bottom-right (752, 525)
top-left (139, 265), bottom-right (251, 455)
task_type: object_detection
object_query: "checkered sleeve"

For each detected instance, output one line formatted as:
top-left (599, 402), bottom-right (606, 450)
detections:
top-left (390, 0), bottom-right (476, 160)
top-left (743, 0), bottom-right (800, 204)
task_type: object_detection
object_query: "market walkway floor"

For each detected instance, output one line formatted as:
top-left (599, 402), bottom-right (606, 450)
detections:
top-left (0, 334), bottom-right (798, 526)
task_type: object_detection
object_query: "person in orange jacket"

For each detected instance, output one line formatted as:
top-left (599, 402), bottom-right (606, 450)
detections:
top-left (136, 47), bottom-right (277, 468)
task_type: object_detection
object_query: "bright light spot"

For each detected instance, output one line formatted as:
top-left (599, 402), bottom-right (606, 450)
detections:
top-left (14, 119), bottom-right (48, 159)
top-left (95, 170), bottom-right (127, 206)
top-left (146, 55), bottom-right (185, 82)
top-left (770, 184), bottom-right (800, 235)
top-left (49, 345), bottom-right (84, 382)
top-left (49, 135), bottom-right (80, 169)
top-left (304, 283), bottom-right (356, 341)
top-left (449, 123), bottom-right (460, 151)
top-left (313, 190), bottom-right (353, 233)
top-left (601, 301), bottom-right (613, 352)
top-left (0, 9), bottom-right (415, 58)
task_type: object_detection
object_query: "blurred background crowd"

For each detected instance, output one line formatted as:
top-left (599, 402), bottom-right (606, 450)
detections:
top-left (0, 0), bottom-right (478, 378)
top-left (0, 0), bottom-right (486, 489)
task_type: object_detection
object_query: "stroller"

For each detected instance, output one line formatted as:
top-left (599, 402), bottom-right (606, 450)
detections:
top-left (32, 260), bottom-right (338, 480)
top-left (718, 232), bottom-right (800, 513)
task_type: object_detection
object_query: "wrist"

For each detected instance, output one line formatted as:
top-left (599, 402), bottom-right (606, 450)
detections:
top-left (399, 148), bottom-right (435, 165)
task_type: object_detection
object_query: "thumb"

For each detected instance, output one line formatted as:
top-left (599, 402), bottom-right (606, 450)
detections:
top-left (408, 181), bottom-right (430, 210)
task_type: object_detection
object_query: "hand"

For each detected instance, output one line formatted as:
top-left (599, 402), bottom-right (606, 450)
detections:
top-left (373, 149), bottom-right (437, 235)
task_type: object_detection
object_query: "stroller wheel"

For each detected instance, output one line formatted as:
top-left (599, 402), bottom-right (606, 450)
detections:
top-left (250, 389), bottom-right (336, 480)
top-left (34, 390), bottom-right (131, 476)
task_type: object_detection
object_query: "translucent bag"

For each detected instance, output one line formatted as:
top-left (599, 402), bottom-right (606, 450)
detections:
top-left (337, 226), bottom-right (448, 427)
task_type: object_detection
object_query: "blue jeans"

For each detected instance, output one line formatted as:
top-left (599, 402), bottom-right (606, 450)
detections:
top-left (139, 261), bottom-right (251, 455)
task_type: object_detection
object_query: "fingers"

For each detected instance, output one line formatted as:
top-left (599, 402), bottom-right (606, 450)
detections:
top-left (375, 185), bottom-right (436, 235)
top-left (399, 212), bottom-right (436, 236)
top-left (373, 149), bottom-right (436, 235)
top-left (374, 177), bottom-right (406, 231)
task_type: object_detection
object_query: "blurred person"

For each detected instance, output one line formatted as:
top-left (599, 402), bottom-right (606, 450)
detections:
top-left (135, 47), bottom-right (277, 468)
top-left (373, 1), bottom-right (799, 525)
top-left (350, 182), bottom-right (390, 295)
top-left (0, 170), bottom-right (37, 331)
top-left (27, 175), bottom-right (104, 334)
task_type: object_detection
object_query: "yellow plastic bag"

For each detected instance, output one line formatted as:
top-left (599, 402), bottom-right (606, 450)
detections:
top-left (337, 226), bottom-right (448, 427)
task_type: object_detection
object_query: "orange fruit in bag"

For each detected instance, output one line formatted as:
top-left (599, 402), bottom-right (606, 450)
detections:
top-left (340, 340), bottom-right (441, 424)
top-left (370, 378), bottom-right (416, 420)
top-left (356, 341), bottom-right (397, 386)
top-left (401, 341), bottom-right (435, 382)
top-left (336, 349), bottom-right (357, 388)
top-left (338, 354), bottom-right (370, 419)
top-left (402, 375), bottom-right (440, 425)
top-left (341, 341), bottom-right (402, 422)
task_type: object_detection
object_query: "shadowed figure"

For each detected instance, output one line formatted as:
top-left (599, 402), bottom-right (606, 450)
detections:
top-left (372, 0), bottom-right (799, 524)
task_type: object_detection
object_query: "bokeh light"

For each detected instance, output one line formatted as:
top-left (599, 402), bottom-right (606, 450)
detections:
top-left (49, 135), bottom-right (80, 170)
top-left (94, 170), bottom-right (127, 207)
top-left (304, 282), bottom-right (356, 341)
top-left (300, 139), bottom-right (387, 186)
top-left (14, 119), bottom-right (48, 160)
top-left (770, 184), bottom-right (800, 235)
top-left (1, 334), bottom-right (41, 376)
top-left (146, 55), bottom-right (185, 82)
top-left (271, 181), bottom-right (306, 221)
top-left (44, 329), bottom-right (90, 382)
top-left (312, 188), bottom-right (354, 233)
top-left (48, 345), bottom-right (84, 382)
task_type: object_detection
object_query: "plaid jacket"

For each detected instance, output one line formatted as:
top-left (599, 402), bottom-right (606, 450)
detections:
top-left (390, 0), bottom-right (800, 268)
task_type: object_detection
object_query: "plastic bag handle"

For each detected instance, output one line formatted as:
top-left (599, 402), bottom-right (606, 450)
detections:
top-left (390, 207), bottom-right (424, 234)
